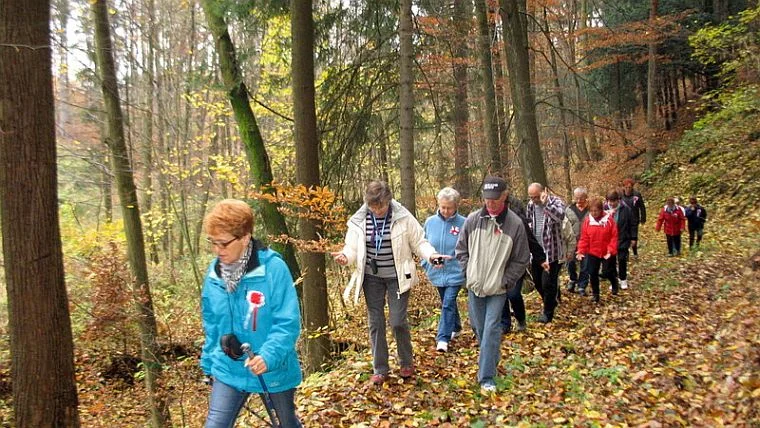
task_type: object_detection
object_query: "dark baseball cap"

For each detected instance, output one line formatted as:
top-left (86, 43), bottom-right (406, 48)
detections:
top-left (482, 176), bottom-right (507, 199)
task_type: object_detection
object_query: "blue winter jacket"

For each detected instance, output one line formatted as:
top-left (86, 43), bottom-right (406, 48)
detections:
top-left (422, 211), bottom-right (466, 287)
top-left (200, 242), bottom-right (302, 393)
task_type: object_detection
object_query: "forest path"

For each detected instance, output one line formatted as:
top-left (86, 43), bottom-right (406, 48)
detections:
top-left (292, 219), bottom-right (759, 427)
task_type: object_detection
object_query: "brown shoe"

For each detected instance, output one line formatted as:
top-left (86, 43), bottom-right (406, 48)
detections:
top-left (370, 374), bottom-right (387, 385)
top-left (399, 366), bottom-right (415, 379)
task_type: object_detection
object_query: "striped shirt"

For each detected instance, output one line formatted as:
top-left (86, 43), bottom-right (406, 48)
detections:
top-left (365, 209), bottom-right (396, 278)
top-left (533, 204), bottom-right (546, 246)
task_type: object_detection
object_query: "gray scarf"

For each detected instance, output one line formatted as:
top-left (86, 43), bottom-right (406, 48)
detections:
top-left (219, 238), bottom-right (253, 293)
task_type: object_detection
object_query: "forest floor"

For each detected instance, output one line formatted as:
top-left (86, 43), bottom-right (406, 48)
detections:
top-left (290, 221), bottom-right (760, 427)
top-left (46, 211), bottom-right (756, 427)
top-left (3, 93), bottom-right (760, 426)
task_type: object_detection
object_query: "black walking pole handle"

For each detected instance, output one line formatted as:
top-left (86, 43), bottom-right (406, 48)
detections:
top-left (241, 343), bottom-right (281, 428)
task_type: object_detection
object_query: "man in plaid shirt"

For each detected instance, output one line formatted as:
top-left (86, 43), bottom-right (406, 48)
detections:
top-left (526, 183), bottom-right (567, 323)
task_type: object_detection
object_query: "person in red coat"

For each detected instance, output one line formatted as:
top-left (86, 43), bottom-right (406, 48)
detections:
top-left (655, 197), bottom-right (686, 256)
top-left (576, 198), bottom-right (618, 303)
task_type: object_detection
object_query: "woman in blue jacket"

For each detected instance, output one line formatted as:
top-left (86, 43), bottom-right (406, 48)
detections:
top-left (423, 187), bottom-right (466, 352)
top-left (201, 199), bottom-right (302, 428)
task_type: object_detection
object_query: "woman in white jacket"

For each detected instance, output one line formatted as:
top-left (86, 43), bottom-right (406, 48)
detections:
top-left (331, 181), bottom-right (448, 385)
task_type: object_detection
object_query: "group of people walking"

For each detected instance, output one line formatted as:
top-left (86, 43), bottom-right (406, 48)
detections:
top-left (330, 177), bottom-right (654, 393)
top-left (196, 178), bottom-right (708, 426)
top-left (655, 196), bottom-right (708, 256)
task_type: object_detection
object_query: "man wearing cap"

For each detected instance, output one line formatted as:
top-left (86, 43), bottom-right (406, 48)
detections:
top-left (526, 183), bottom-right (567, 323)
top-left (455, 176), bottom-right (530, 393)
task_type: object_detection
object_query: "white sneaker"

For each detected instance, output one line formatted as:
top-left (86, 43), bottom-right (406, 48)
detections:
top-left (620, 280), bottom-right (628, 290)
top-left (481, 383), bottom-right (496, 393)
top-left (436, 341), bottom-right (448, 352)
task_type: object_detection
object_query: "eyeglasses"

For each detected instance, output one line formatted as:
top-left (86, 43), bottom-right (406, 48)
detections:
top-left (206, 236), bottom-right (240, 249)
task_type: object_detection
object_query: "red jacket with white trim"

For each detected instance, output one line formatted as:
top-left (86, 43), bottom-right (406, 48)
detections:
top-left (577, 213), bottom-right (618, 258)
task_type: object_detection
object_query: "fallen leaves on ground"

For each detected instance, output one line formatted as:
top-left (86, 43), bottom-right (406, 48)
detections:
top-left (299, 220), bottom-right (760, 427)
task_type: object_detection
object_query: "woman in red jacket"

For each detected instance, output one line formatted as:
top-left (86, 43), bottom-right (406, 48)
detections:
top-left (576, 198), bottom-right (619, 303)
top-left (655, 197), bottom-right (686, 256)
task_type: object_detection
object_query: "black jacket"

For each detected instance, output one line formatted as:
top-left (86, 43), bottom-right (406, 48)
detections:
top-left (611, 204), bottom-right (634, 250)
top-left (685, 204), bottom-right (707, 229)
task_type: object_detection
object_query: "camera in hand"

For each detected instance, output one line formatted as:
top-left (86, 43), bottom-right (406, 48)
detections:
top-left (369, 257), bottom-right (378, 274)
top-left (432, 256), bottom-right (445, 266)
top-left (220, 333), bottom-right (243, 360)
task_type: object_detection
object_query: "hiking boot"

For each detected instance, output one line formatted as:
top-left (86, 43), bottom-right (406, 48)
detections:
top-left (593, 295), bottom-right (600, 304)
top-left (537, 313), bottom-right (550, 324)
top-left (566, 280), bottom-right (576, 292)
top-left (436, 341), bottom-right (448, 352)
top-left (620, 279), bottom-right (628, 290)
top-left (370, 374), bottom-right (387, 385)
top-left (516, 321), bottom-right (527, 332)
top-left (399, 366), bottom-right (415, 379)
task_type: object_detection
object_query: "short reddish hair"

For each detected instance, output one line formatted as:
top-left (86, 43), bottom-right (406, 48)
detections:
top-left (587, 198), bottom-right (604, 211)
top-left (203, 199), bottom-right (253, 237)
top-left (622, 178), bottom-right (635, 186)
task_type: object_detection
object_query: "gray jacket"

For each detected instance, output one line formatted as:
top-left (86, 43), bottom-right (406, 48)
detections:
top-left (455, 206), bottom-right (530, 297)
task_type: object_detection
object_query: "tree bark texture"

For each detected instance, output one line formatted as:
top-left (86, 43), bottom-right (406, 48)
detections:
top-left (91, 1), bottom-right (169, 425)
top-left (399, 0), bottom-right (416, 214)
top-left (0, 1), bottom-right (81, 425)
top-left (500, 0), bottom-right (548, 187)
top-left (475, 0), bottom-right (501, 176)
top-left (291, 0), bottom-right (330, 373)
top-left (645, 0), bottom-right (659, 169)
top-left (200, 0), bottom-right (302, 283)
top-left (453, 0), bottom-right (472, 198)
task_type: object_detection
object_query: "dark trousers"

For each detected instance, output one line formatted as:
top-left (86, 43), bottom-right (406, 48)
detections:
top-left (666, 234), bottom-right (682, 254)
top-left (617, 248), bottom-right (629, 281)
top-left (689, 227), bottom-right (704, 247)
top-left (586, 255), bottom-right (618, 298)
top-left (500, 277), bottom-right (525, 331)
top-left (567, 257), bottom-right (589, 289)
top-left (532, 260), bottom-right (560, 320)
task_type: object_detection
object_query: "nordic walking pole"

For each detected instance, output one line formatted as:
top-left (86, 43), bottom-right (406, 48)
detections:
top-left (241, 343), bottom-right (281, 428)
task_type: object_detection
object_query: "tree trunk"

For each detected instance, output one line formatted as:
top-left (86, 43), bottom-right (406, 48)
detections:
top-left (0, 1), bottom-right (81, 425)
top-left (542, 8), bottom-right (573, 199)
top-left (291, 0), bottom-right (330, 373)
top-left (143, 0), bottom-right (159, 264)
top-left (91, 1), bottom-right (169, 425)
top-left (645, 0), bottom-right (659, 169)
top-left (399, 0), bottom-right (416, 213)
top-left (475, 0), bottom-right (501, 176)
top-left (201, 0), bottom-right (302, 284)
top-left (490, 0), bottom-right (511, 176)
top-left (452, 0), bottom-right (472, 197)
top-left (500, 0), bottom-right (548, 186)
top-left (576, 0), bottom-right (597, 161)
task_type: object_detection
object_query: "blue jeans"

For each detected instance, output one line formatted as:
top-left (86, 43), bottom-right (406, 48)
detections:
top-left (500, 277), bottom-right (525, 331)
top-left (436, 285), bottom-right (462, 342)
top-left (567, 257), bottom-right (589, 289)
top-left (206, 379), bottom-right (302, 428)
top-left (467, 290), bottom-right (507, 386)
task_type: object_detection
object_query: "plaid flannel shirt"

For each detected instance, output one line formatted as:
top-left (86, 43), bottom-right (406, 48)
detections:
top-left (527, 195), bottom-right (566, 263)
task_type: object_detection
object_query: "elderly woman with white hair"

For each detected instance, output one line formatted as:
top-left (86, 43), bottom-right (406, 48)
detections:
top-left (422, 187), bottom-right (466, 353)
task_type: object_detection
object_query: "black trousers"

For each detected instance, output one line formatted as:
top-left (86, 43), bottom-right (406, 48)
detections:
top-left (586, 255), bottom-right (618, 298)
top-left (532, 260), bottom-right (560, 320)
top-left (689, 227), bottom-right (704, 247)
top-left (617, 248), bottom-right (629, 281)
